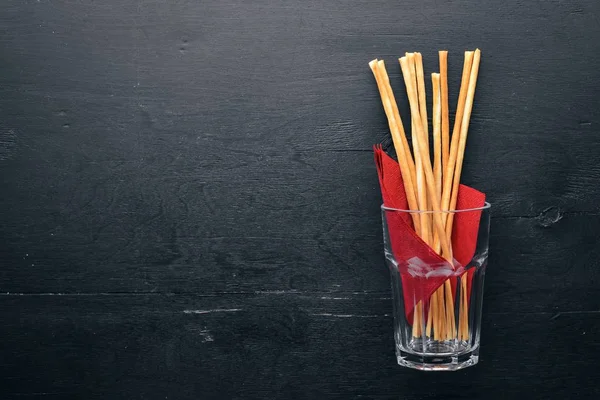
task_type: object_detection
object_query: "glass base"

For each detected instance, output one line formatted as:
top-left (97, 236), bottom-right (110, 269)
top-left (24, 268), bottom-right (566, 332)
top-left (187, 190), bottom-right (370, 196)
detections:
top-left (396, 339), bottom-right (479, 371)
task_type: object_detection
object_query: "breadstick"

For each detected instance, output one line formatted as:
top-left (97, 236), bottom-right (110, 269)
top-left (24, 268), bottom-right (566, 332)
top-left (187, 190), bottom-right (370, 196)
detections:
top-left (432, 51), bottom-right (474, 254)
top-left (406, 53), bottom-right (431, 244)
top-left (439, 51), bottom-right (450, 176)
top-left (446, 49), bottom-right (481, 239)
top-left (415, 53), bottom-right (429, 150)
top-left (432, 73), bottom-right (442, 198)
top-left (399, 56), bottom-right (452, 261)
top-left (368, 60), bottom-right (420, 231)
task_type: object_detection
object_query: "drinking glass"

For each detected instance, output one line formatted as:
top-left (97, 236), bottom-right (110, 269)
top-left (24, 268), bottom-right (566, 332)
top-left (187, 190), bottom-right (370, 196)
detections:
top-left (382, 203), bottom-right (491, 371)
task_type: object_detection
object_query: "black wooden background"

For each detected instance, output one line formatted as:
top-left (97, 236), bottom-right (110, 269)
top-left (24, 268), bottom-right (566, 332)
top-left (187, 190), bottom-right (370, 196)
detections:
top-left (1, 0), bottom-right (600, 399)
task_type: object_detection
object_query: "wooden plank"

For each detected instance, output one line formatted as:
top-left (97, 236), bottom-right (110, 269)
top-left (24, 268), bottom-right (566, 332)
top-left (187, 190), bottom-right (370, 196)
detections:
top-left (1, 294), bottom-right (599, 399)
top-left (2, 212), bottom-right (600, 314)
top-left (1, 1), bottom-right (600, 219)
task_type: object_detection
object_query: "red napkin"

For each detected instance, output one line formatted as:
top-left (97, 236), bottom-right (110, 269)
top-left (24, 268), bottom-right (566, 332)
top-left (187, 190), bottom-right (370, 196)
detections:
top-left (374, 145), bottom-right (485, 321)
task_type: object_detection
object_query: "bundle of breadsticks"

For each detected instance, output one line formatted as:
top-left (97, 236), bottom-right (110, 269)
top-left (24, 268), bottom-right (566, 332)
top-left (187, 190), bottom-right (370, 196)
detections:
top-left (370, 50), bottom-right (485, 341)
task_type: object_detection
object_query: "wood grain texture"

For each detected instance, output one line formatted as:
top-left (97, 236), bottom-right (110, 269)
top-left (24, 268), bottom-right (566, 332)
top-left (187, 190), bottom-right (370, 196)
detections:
top-left (1, 0), bottom-right (600, 398)
top-left (1, 294), bottom-right (600, 400)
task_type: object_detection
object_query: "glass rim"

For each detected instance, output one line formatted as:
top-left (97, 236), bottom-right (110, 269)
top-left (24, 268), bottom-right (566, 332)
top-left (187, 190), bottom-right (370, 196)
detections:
top-left (381, 201), bottom-right (491, 214)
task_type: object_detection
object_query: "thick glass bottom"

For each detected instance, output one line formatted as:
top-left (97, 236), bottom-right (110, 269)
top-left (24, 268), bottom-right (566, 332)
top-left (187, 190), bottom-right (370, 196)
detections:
top-left (396, 339), bottom-right (479, 371)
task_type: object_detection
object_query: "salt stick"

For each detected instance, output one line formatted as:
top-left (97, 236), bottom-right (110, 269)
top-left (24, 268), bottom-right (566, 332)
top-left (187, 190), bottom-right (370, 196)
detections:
top-left (433, 71), bottom-right (456, 339)
top-left (426, 297), bottom-right (433, 337)
top-left (429, 291), bottom-right (437, 340)
top-left (403, 54), bottom-right (428, 338)
top-left (431, 76), bottom-right (444, 340)
top-left (414, 54), bottom-right (434, 243)
top-left (425, 290), bottom-right (435, 339)
top-left (406, 53), bottom-right (430, 245)
top-left (406, 54), bottom-right (434, 338)
top-left (442, 51), bottom-right (474, 216)
top-left (459, 278), bottom-right (468, 340)
top-left (415, 53), bottom-right (429, 151)
top-left (458, 281), bottom-right (464, 340)
top-left (439, 51), bottom-right (450, 177)
top-left (444, 282), bottom-right (456, 339)
top-left (431, 72), bottom-right (442, 256)
top-left (376, 60), bottom-right (417, 192)
top-left (368, 60), bottom-right (420, 232)
top-left (376, 60), bottom-right (419, 213)
top-left (461, 277), bottom-right (469, 339)
top-left (399, 56), bottom-right (452, 261)
top-left (446, 49), bottom-right (481, 240)
top-left (432, 73), bottom-right (442, 199)
top-left (432, 51), bottom-right (474, 254)
top-left (450, 50), bottom-right (481, 342)
top-left (406, 55), bottom-right (423, 216)
top-left (437, 283), bottom-right (445, 341)
top-left (411, 112), bottom-right (425, 239)
top-left (415, 301), bottom-right (423, 337)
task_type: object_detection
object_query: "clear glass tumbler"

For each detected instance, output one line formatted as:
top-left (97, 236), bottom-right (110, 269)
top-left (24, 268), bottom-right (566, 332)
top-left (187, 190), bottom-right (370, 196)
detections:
top-left (382, 203), bottom-right (491, 371)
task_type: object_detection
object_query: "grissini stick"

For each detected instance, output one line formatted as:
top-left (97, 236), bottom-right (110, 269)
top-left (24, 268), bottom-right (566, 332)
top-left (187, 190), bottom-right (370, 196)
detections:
top-left (433, 51), bottom-right (474, 254)
top-left (432, 73), bottom-right (442, 199)
top-left (377, 60), bottom-right (417, 190)
top-left (415, 53), bottom-right (429, 151)
top-left (439, 51), bottom-right (450, 178)
top-left (406, 53), bottom-right (430, 244)
top-left (369, 60), bottom-right (420, 231)
top-left (399, 56), bottom-right (452, 262)
top-left (446, 49), bottom-right (481, 240)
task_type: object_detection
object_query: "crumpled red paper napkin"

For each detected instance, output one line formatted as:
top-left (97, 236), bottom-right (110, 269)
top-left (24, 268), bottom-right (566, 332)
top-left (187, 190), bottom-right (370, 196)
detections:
top-left (374, 145), bottom-right (485, 321)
